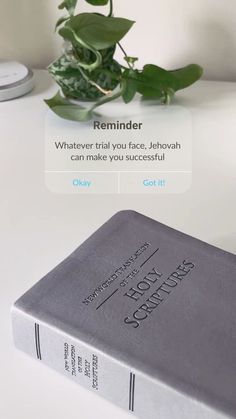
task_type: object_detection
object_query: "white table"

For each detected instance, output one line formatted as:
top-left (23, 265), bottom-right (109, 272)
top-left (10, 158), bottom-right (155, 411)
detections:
top-left (0, 70), bottom-right (236, 419)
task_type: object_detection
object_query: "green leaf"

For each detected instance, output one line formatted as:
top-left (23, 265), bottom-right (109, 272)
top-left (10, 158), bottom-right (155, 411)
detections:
top-left (55, 16), bottom-right (69, 30)
top-left (61, 13), bottom-right (135, 50)
top-left (85, 0), bottom-right (109, 4)
top-left (124, 56), bottom-right (139, 67)
top-left (170, 64), bottom-right (203, 91)
top-left (59, 24), bottom-right (103, 71)
top-left (135, 63), bottom-right (203, 100)
top-left (45, 91), bottom-right (93, 122)
top-left (45, 83), bottom-right (124, 122)
top-left (122, 69), bottom-right (138, 103)
top-left (59, 0), bottom-right (78, 16)
top-left (137, 65), bottom-right (175, 98)
top-left (59, 26), bottom-right (75, 43)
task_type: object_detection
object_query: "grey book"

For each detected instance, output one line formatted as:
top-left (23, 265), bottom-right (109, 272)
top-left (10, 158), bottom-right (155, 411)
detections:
top-left (12, 211), bottom-right (236, 419)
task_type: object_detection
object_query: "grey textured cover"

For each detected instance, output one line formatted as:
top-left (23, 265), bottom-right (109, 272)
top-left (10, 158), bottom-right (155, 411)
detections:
top-left (12, 211), bottom-right (236, 419)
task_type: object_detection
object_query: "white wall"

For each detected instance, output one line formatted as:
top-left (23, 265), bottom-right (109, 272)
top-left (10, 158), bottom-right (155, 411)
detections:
top-left (0, 0), bottom-right (236, 81)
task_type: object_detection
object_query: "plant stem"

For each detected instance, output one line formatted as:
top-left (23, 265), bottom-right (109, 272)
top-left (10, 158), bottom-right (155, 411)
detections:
top-left (68, 44), bottom-right (110, 95)
top-left (90, 80), bottom-right (126, 113)
top-left (71, 32), bottom-right (102, 71)
top-left (77, 66), bottom-right (112, 95)
top-left (108, 0), bottom-right (113, 17)
top-left (118, 42), bottom-right (132, 69)
top-left (118, 42), bottom-right (128, 58)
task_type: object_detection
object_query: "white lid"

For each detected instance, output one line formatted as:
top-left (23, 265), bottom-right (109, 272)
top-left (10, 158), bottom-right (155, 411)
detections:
top-left (0, 61), bottom-right (34, 101)
top-left (0, 61), bottom-right (29, 87)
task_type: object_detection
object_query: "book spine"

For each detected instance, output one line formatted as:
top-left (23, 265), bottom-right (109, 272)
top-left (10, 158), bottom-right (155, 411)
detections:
top-left (11, 304), bottom-right (137, 414)
top-left (11, 305), bottom-right (227, 419)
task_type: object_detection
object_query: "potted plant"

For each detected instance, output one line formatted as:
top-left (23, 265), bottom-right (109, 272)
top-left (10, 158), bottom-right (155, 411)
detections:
top-left (45, 0), bottom-right (203, 122)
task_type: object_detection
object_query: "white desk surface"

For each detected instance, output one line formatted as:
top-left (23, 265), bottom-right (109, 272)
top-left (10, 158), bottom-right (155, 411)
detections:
top-left (0, 70), bottom-right (236, 419)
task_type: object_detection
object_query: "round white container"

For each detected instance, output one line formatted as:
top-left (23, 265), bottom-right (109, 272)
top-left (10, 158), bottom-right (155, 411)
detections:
top-left (0, 61), bottom-right (34, 101)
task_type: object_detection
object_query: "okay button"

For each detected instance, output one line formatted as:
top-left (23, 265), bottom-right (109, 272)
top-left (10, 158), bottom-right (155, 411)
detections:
top-left (73, 179), bottom-right (92, 188)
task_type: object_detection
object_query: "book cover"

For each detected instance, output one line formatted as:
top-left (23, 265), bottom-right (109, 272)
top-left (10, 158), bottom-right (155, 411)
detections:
top-left (12, 211), bottom-right (236, 419)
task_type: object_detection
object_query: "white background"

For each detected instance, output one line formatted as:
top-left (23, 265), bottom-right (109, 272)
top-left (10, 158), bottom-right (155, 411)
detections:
top-left (0, 0), bottom-right (236, 81)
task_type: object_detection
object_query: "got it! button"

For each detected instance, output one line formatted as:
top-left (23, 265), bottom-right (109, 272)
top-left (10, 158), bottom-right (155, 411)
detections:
top-left (143, 179), bottom-right (166, 187)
